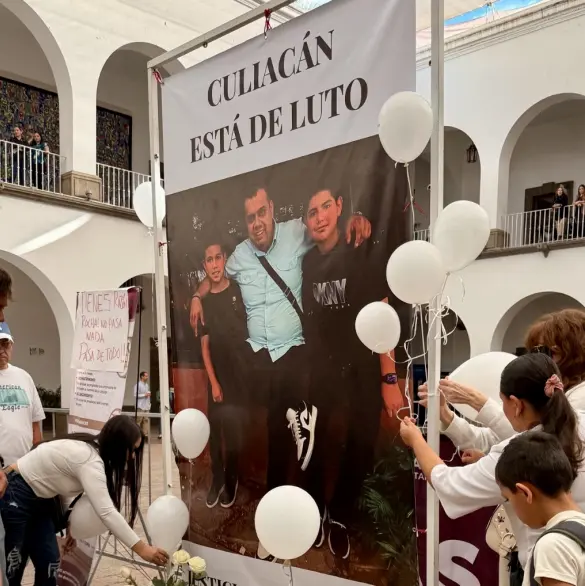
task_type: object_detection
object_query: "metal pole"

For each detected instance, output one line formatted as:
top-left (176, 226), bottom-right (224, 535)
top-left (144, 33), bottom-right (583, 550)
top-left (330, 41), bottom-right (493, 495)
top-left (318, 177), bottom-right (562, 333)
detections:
top-left (427, 0), bottom-right (444, 585)
top-left (147, 0), bottom-right (297, 70)
top-left (148, 68), bottom-right (173, 495)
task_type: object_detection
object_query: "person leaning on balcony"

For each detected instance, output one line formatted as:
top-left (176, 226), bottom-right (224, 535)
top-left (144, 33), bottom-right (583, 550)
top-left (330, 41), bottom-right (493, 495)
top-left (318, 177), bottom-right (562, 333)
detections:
top-left (574, 184), bottom-right (585, 236)
top-left (552, 184), bottom-right (569, 239)
top-left (10, 127), bottom-right (27, 187)
top-left (418, 308), bottom-right (585, 458)
top-left (0, 415), bottom-right (168, 586)
top-left (30, 132), bottom-right (49, 190)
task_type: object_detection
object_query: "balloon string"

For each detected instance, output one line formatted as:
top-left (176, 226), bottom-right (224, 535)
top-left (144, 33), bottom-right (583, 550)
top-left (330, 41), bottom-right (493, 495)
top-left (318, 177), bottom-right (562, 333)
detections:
top-left (283, 562), bottom-right (294, 586)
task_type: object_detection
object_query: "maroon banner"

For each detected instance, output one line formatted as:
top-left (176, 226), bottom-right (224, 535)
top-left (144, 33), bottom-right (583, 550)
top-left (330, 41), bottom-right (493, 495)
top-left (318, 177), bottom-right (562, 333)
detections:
top-left (415, 437), bottom-right (499, 586)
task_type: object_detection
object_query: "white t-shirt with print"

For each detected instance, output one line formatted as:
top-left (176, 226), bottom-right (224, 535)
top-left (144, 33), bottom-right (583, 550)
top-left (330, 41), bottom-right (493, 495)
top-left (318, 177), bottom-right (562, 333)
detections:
top-left (0, 364), bottom-right (45, 466)
top-left (523, 510), bottom-right (585, 586)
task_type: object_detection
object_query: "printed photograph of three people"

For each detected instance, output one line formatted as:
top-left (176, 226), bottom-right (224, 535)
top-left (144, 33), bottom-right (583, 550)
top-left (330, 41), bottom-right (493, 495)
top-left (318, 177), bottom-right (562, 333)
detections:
top-left (166, 135), bottom-right (418, 585)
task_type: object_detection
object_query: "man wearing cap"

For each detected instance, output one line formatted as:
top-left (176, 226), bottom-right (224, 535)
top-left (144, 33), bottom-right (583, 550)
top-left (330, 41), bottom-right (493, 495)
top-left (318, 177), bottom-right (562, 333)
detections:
top-left (0, 271), bottom-right (13, 586)
top-left (0, 322), bottom-right (45, 585)
top-left (0, 323), bottom-right (45, 464)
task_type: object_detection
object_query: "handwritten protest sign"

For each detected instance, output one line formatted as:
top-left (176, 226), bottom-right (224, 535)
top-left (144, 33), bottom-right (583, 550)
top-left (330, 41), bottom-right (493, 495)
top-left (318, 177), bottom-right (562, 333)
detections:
top-left (71, 289), bottom-right (130, 372)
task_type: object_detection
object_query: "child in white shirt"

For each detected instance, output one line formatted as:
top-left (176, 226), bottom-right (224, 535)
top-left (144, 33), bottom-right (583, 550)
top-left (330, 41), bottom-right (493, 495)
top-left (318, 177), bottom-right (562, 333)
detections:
top-left (495, 431), bottom-right (585, 586)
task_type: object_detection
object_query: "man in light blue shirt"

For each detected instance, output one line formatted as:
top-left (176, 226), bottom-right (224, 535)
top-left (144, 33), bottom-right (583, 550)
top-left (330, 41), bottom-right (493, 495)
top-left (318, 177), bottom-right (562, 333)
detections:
top-left (190, 188), bottom-right (371, 491)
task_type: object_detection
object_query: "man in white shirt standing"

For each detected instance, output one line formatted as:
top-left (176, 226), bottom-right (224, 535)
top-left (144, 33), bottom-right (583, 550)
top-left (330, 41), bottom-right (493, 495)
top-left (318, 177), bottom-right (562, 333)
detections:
top-left (0, 320), bottom-right (46, 585)
top-left (134, 371), bottom-right (150, 438)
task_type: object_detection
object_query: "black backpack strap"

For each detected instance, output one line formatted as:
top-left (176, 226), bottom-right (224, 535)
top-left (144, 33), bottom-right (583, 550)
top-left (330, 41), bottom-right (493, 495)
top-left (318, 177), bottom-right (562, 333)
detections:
top-left (530, 520), bottom-right (585, 586)
top-left (256, 255), bottom-right (303, 322)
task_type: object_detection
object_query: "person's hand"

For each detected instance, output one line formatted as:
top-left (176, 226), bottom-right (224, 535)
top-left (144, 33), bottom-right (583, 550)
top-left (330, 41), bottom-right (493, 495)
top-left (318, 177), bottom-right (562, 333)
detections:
top-left (146, 392), bottom-right (151, 398)
top-left (133, 542), bottom-right (169, 566)
top-left (438, 378), bottom-right (487, 412)
top-left (211, 382), bottom-right (223, 403)
top-left (400, 417), bottom-right (424, 448)
top-left (461, 449), bottom-right (485, 465)
top-left (417, 383), bottom-right (446, 409)
top-left (0, 470), bottom-right (7, 499)
top-left (63, 527), bottom-right (76, 555)
top-left (190, 296), bottom-right (204, 335)
top-left (345, 214), bottom-right (372, 248)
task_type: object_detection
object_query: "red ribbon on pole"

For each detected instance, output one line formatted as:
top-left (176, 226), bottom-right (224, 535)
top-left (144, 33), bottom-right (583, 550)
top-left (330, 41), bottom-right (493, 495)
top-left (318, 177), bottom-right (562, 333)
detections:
top-left (264, 9), bottom-right (273, 38)
top-left (153, 69), bottom-right (163, 85)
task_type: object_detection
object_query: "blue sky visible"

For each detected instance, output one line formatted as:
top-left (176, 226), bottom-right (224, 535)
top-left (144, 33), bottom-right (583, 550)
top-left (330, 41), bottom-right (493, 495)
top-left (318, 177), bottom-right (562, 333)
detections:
top-left (445, 0), bottom-right (545, 25)
top-left (293, 0), bottom-right (547, 25)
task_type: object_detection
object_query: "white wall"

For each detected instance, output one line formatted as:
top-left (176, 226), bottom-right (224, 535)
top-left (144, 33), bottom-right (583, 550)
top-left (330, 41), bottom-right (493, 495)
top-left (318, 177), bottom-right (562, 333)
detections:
top-left (508, 104), bottom-right (585, 214)
top-left (3, 262), bottom-right (60, 391)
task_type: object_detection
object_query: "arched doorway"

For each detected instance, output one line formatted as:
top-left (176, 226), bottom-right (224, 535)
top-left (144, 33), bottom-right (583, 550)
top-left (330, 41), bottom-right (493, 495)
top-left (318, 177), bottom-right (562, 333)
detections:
top-left (96, 43), bottom-right (184, 207)
top-left (491, 292), bottom-right (585, 354)
top-left (0, 253), bottom-right (62, 394)
top-left (0, 1), bottom-right (72, 187)
top-left (414, 128), bottom-right (481, 234)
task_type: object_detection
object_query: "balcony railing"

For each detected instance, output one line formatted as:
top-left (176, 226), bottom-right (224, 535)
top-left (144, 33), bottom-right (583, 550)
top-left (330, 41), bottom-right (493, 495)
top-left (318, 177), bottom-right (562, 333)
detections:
top-left (414, 228), bottom-right (430, 242)
top-left (0, 139), bottom-right (64, 194)
top-left (501, 205), bottom-right (585, 249)
top-left (96, 163), bottom-right (153, 209)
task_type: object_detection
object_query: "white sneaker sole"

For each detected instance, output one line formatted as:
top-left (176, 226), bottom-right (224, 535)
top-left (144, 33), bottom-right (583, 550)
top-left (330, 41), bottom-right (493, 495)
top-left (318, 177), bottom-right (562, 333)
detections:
top-left (206, 486), bottom-right (224, 509)
top-left (300, 406), bottom-right (318, 472)
top-left (220, 481), bottom-right (238, 509)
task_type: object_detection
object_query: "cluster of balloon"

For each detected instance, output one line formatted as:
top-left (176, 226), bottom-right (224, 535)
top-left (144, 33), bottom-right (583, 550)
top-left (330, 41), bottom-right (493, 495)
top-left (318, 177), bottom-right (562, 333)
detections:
top-left (133, 181), bottom-right (166, 230)
top-left (355, 91), bottom-right (491, 353)
top-left (448, 352), bottom-right (516, 420)
top-left (254, 486), bottom-right (320, 561)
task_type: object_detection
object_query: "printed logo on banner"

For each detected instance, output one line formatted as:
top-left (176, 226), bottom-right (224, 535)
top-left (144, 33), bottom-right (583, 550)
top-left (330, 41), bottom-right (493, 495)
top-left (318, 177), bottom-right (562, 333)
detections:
top-left (163, 0), bottom-right (422, 584)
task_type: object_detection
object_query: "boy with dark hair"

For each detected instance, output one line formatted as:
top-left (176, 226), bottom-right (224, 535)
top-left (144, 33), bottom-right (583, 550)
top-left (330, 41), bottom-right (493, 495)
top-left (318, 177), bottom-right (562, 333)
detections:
top-left (298, 186), bottom-right (403, 559)
top-left (495, 431), bottom-right (585, 586)
top-left (199, 237), bottom-right (248, 509)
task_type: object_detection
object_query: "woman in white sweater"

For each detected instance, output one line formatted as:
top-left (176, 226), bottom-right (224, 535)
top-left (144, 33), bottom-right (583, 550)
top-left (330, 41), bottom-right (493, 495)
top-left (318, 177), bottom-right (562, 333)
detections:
top-left (401, 352), bottom-right (585, 586)
top-left (419, 308), bottom-right (585, 455)
top-left (0, 416), bottom-right (168, 586)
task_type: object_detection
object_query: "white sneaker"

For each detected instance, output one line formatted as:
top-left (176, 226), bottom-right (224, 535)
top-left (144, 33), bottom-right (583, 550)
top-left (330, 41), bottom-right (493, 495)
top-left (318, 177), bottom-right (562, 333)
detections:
top-left (286, 401), bottom-right (317, 471)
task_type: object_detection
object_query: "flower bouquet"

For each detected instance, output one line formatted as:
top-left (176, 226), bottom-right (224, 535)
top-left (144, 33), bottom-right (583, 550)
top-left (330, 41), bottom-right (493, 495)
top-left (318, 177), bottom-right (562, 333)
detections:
top-left (120, 551), bottom-right (207, 586)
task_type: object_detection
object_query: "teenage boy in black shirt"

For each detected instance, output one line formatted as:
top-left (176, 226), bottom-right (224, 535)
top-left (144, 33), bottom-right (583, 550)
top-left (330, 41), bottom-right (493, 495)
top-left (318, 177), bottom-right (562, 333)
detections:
top-left (199, 239), bottom-right (248, 509)
top-left (299, 187), bottom-right (403, 559)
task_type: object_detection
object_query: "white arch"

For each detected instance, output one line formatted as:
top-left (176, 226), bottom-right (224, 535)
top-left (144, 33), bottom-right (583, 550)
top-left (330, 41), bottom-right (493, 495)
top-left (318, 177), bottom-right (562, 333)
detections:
top-left (0, 0), bottom-right (74, 169)
top-left (96, 41), bottom-right (186, 79)
top-left (490, 291), bottom-right (585, 352)
top-left (0, 249), bottom-right (75, 402)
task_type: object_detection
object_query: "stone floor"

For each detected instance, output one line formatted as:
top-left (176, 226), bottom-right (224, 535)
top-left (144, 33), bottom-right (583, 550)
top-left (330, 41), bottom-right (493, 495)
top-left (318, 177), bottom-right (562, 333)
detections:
top-left (22, 440), bottom-right (182, 586)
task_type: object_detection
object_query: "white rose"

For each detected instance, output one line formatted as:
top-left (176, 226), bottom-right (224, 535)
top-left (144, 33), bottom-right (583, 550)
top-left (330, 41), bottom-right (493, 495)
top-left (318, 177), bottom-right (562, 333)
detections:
top-left (188, 556), bottom-right (207, 574)
top-left (172, 550), bottom-right (191, 565)
top-left (120, 567), bottom-right (132, 579)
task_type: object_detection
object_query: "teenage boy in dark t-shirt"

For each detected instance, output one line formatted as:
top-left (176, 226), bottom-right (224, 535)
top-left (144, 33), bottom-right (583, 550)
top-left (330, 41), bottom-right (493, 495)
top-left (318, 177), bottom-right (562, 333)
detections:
top-left (298, 187), bottom-right (403, 559)
top-left (199, 239), bottom-right (248, 509)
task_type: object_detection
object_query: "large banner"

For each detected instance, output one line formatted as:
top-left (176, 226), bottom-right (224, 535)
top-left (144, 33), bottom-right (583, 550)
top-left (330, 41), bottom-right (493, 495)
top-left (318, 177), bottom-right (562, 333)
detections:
top-left (415, 438), bottom-right (499, 586)
top-left (163, 0), bottom-right (416, 584)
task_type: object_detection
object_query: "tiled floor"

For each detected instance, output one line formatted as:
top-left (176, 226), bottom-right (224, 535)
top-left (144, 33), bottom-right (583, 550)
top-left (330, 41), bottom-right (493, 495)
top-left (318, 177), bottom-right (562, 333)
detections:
top-left (22, 441), bottom-right (182, 586)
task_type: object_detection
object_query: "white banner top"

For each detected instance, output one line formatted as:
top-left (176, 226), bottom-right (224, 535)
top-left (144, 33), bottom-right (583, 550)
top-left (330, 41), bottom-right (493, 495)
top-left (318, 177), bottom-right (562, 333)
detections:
top-left (162, 0), bottom-right (415, 194)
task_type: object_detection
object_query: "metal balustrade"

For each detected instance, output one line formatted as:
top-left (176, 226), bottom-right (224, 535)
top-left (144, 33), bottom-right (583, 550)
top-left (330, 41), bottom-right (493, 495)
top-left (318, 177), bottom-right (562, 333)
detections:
top-left (501, 204), bottom-right (585, 249)
top-left (0, 139), bottom-right (65, 194)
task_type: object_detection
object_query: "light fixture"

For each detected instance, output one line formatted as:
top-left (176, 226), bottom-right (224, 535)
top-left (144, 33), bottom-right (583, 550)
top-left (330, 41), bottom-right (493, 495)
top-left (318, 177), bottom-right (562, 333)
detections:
top-left (466, 144), bottom-right (478, 164)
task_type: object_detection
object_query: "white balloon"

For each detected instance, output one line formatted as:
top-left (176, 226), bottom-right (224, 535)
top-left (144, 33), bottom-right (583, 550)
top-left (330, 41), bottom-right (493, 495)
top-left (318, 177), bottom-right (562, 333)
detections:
top-left (378, 92), bottom-right (433, 163)
top-left (69, 495), bottom-right (107, 540)
top-left (433, 201), bottom-right (490, 273)
top-left (386, 241), bottom-right (446, 305)
top-left (255, 486), bottom-right (320, 560)
top-left (146, 495), bottom-right (189, 553)
top-left (356, 302), bottom-right (401, 354)
top-left (448, 352), bottom-right (517, 420)
top-left (171, 408), bottom-right (210, 460)
top-left (133, 181), bottom-right (166, 229)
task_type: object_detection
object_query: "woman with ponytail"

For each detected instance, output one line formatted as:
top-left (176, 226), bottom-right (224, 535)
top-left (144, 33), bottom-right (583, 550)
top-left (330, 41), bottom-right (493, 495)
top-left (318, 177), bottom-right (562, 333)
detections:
top-left (400, 352), bottom-right (585, 578)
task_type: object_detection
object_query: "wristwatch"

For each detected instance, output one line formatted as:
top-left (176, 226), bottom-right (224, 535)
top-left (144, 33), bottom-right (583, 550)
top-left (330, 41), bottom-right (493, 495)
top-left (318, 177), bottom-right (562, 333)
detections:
top-left (382, 373), bottom-right (398, 385)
